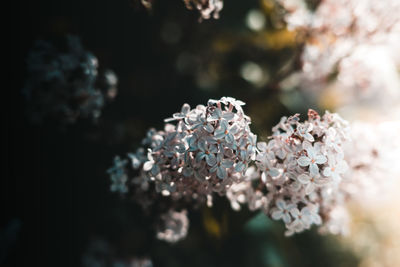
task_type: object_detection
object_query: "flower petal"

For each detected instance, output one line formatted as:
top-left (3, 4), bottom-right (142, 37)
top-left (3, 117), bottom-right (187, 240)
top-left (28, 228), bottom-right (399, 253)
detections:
top-left (225, 133), bottom-right (234, 144)
top-left (222, 160), bottom-right (234, 168)
top-left (196, 152), bottom-right (206, 162)
top-left (214, 129), bottom-right (226, 139)
top-left (234, 162), bottom-right (245, 172)
top-left (283, 213), bottom-right (292, 224)
top-left (204, 124), bottom-right (214, 133)
top-left (143, 161), bottom-right (153, 171)
top-left (210, 165), bottom-right (218, 173)
top-left (271, 210), bottom-right (283, 220)
top-left (151, 164), bottom-right (160, 175)
top-left (309, 163), bottom-right (319, 176)
top-left (217, 167), bottom-right (227, 179)
top-left (181, 103), bottom-right (190, 114)
top-left (222, 112), bottom-right (234, 121)
top-left (305, 183), bottom-right (315, 195)
top-left (298, 173), bottom-right (311, 184)
top-left (306, 146), bottom-right (316, 158)
top-left (337, 160), bottom-right (349, 174)
top-left (276, 199), bottom-right (286, 210)
top-left (290, 208), bottom-right (300, 217)
top-left (257, 142), bottom-right (267, 151)
top-left (315, 154), bottom-right (327, 164)
top-left (268, 168), bottom-right (280, 177)
top-left (297, 156), bottom-right (311, 166)
top-left (206, 154), bottom-right (217, 166)
top-left (315, 178), bottom-right (330, 186)
top-left (312, 214), bottom-right (322, 225)
top-left (305, 133), bottom-right (314, 142)
top-left (230, 124), bottom-right (239, 134)
top-left (323, 167), bottom-right (331, 177)
top-left (197, 139), bottom-right (207, 152)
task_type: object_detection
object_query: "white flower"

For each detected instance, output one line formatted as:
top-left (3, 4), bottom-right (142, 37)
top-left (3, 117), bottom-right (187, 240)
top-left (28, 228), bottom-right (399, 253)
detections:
top-left (297, 123), bottom-right (314, 142)
top-left (214, 120), bottom-right (239, 143)
top-left (306, 204), bottom-right (322, 225)
top-left (297, 173), bottom-right (329, 195)
top-left (323, 156), bottom-right (348, 183)
top-left (164, 103), bottom-right (193, 122)
top-left (297, 143), bottom-right (327, 175)
top-left (195, 139), bottom-right (218, 166)
top-left (271, 199), bottom-right (296, 224)
top-left (256, 142), bottom-right (280, 179)
top-left (220, 96), bottom-right (245, 112)
top-left (251, 109), bottom-right (351, 235)
top-left (191, 115), bottom-right (214, 133)
top-left (129, 147), bottom-right (150, 168)
top-left (289, 207), bottom-right (312, 229)
top-left (210, 154), bottom-right (234, 179)
top-left (156, 209), bottom-right (189, 243)
top-left (285, 205), bottom-right (321, 235)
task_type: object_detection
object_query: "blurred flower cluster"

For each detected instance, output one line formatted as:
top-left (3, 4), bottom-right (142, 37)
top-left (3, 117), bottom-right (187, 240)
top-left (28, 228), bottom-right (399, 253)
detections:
top-left (227, 109), bottom-right (352, 236)
top-left (342, 121), bottom-right (400, 207)
top-left (183, 0), bottom-right (223, 20)
top-left (139, 0), bottom-right (223, 21)
top-left (156, 209), bottom-right (189, 243)
top-left (23, 35), bottom-right (118, 124)
top-left (277, 0), bottom-right (400, 110)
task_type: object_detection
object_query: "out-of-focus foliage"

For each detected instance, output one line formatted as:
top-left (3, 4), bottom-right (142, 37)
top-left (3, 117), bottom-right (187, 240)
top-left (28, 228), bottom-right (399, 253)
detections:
top-left (23, 35), bottom-right (118, 124)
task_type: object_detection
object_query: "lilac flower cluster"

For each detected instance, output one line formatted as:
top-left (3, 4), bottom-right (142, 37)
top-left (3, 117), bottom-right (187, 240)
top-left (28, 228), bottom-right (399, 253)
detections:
top-left (183, 0), bottom-right (224, 21)
top-left (341, 121), bottom-right (400, 206)
top-left (277, 0), bottom-right (400, 108)
top-left (109, 97), bottom-right (256, 242)
top-left (156, 209), bottom-right (189, 243)
top-left (127, 97), bottom-right (257, 204)
top-left (139, 0), bottom-right (223, 21)
top-left (227, 109), bottom-right (351, 236)
top-left (317, 120), bottom-right (400, 235)
top-left (23, 35), bottom-right (118, 124)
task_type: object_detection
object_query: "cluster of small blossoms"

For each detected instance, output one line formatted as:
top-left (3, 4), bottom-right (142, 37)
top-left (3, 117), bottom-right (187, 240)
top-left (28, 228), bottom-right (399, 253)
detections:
top-left (225, 166), bottom-right (270, 212)
top-left (317, 121), bottom-right (400, 235)
top-left (125, 97), bottom-right (257, 204)
top-left (107, 156), bottom-right (129, 194)
top-left (275, 0), bottom-right (312, 31)
top-left (23, 35), bottom-right (118, 124)
top-left (139, 0), bottom-right (223, 21)
top-left (276, 0), bottom-right (400, 107)
top-left (227, 109), bottom-right (352, 236)
top-left (156, 209), bottom-right (189, 243)
top-left (341, 121), bottom-right (400, 207)
top-left (109, 97), bottom-right (256, 241)
top-left (183, 0), bottom-right (223, 21)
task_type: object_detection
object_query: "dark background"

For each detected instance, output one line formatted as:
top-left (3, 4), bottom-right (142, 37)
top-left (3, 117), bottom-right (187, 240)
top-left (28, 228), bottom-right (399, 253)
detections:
top-left (10, 0), bottom-right (358, 266)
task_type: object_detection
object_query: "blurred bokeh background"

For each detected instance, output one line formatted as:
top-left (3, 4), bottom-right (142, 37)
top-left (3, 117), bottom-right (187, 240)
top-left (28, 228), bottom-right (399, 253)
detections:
top-left (10, 0), bottom-right (400, 266)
